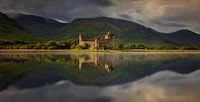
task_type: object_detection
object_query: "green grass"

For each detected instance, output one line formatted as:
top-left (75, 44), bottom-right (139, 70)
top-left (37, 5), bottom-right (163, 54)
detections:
top-left (0, 49), bottom-right (200, 53)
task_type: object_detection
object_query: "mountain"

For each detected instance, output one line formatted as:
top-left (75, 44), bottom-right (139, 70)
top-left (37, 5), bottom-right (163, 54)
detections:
top-left (7, 13), bottom-right (66, 37)
top-left (168, 30), bottom-right (200, 45)
top-left (56, 17), bottom-right (166, 46)
top-left (0, 12), bottom-right (40, 41)
top-left (2, 13), bottom-right (200, 46)
top-left (55, 17), bottom-right (200, 46)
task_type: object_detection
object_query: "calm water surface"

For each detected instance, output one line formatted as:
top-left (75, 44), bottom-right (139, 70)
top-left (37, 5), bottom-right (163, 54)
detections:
top-left (0, 52), bottom-right (200, 102)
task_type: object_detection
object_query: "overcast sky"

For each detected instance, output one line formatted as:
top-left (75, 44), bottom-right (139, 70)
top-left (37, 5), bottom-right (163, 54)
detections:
top-left (0, 0), bottom-right (200, 33)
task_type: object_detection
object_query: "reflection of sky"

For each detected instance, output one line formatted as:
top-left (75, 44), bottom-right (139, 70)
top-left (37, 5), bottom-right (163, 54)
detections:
top-left (0, 70), bottom-right (200, 102)
top-left (0, 52), bottom-right (200, 90)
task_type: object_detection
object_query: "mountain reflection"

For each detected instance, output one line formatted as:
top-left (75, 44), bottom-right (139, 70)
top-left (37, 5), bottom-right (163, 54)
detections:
top-left (0, 52), bottom-right (200, 91)
top-left (0, 69), bottom-right (200, 102)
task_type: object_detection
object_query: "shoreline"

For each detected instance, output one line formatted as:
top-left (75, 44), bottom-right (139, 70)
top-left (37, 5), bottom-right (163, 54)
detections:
top-left (0, 49), bottom-right (200, 53)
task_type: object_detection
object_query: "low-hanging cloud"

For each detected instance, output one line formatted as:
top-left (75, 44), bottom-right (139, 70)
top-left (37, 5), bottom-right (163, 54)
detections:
top-left (0, 0), bottom-right (200, 33)
top-left (0, 70), bottom-right (200, 102)
top-left (105, 0), bottom-right (200, 33)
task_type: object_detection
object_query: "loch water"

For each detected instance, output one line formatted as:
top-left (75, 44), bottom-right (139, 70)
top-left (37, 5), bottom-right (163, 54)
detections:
top-left (0, 52), bottom-right (200, 102)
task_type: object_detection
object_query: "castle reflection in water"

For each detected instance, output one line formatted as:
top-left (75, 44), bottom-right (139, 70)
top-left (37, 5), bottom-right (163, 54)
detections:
top-left (0, 53), bottom-right (116, 73)
top-left (71, 53), bottom-right (114, 73)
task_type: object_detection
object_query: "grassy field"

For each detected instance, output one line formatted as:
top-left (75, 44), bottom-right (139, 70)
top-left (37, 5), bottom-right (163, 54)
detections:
top-left (0, 49), bottom-right (200, 53)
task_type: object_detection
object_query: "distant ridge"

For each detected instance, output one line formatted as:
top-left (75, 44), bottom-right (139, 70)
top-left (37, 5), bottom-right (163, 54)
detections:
top-left (0, 12), bottom-right (40, 41)
top-left (7, 13), bottom-right (66, 37)
top-left (168, 29), bottom-right (200, 45)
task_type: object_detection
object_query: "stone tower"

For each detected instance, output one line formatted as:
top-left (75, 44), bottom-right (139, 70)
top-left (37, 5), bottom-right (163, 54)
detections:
top-left (79, 33), bottom-right (82, 45)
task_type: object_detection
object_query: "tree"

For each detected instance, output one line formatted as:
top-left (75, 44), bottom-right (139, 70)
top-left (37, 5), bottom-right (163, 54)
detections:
top-left (103, 45), bottom-right (108, 50)
top-left (137, 44), bottom-right (146, 49)
top-left (126, 44), bottom-right (136, 49)
top-left (118, 44), bottom-right (124, 50)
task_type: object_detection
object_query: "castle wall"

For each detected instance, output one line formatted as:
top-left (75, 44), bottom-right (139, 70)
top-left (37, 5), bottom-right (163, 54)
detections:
top-left (79, 41), bottom-right (95, 46)
top-left (78, 31), bottom-right (114, 50)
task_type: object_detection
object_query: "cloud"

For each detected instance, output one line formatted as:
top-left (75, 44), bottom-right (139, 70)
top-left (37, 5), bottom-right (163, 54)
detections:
top-left (0, 0), bottom-right (200, 33)
top-left (117, 13), bottom-right (133, 20)
top-left (0, 0), bottom-right (112, 21)
top-left (0, 70), bottom-right (200, 102)
top-left (105, 0), bottom-right (200, 33)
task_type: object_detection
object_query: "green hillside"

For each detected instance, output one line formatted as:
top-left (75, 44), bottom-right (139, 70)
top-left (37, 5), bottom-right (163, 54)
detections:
top-left (55, 17), bottom-right (169, 46)
top-left (7, 13), bottom-right (66, 37)
top-left (0, 12), bottom-right (40, 41)
top-left (1, 12), bottom-right (200, 48)
top-left (55, 17), bottom-right (200, 47)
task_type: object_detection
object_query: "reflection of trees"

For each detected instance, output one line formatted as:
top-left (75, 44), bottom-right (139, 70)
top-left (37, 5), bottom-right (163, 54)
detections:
top-left (1, 53), bottom-right (198, 74)
top-left (0, 54), bottom-right (77, 65)
top-left (0, 53), bottom-right (116, 73)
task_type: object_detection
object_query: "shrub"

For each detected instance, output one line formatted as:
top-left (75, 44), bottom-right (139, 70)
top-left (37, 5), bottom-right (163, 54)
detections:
top-left (118, 44), bottom-right (124, 50)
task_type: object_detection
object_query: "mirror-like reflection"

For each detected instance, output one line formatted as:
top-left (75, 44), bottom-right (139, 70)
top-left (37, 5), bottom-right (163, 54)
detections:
top-left (0, 68), bottom-right (200, 102)
top-left (73, 54), bottom-right (114, 73)
top-left (0, 52), bottom-right (200, 91)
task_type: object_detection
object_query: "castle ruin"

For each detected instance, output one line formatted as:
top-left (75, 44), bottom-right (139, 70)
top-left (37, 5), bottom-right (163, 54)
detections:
top-left (79, 31), bottom-right (114, 50)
